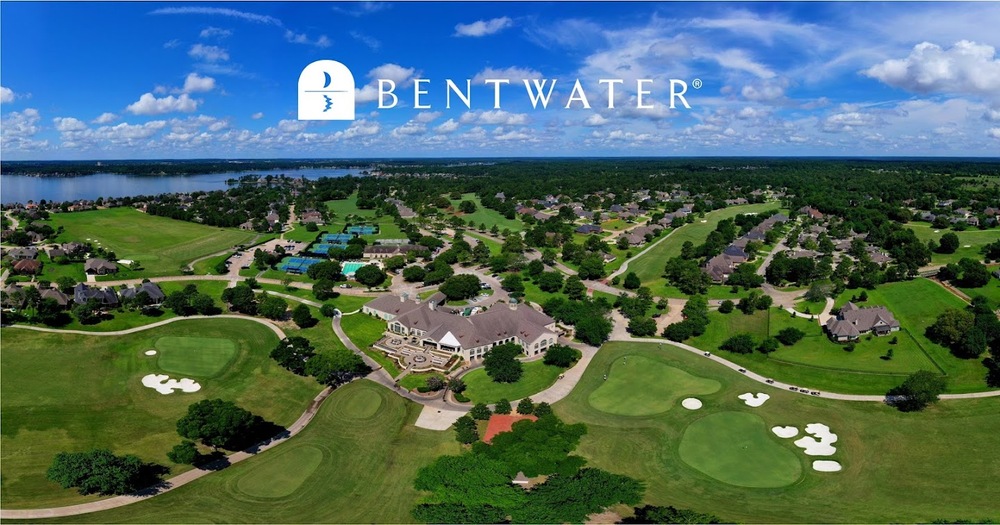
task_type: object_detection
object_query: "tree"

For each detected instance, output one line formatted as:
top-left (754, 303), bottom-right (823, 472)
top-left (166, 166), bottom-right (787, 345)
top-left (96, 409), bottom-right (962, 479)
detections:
top-left (927, 309), bottom-right (976, 350)
top-left (526, 259), bottom-right (545, 277)
top-left (354, 264), bottom-right (387, 288)
top-left (758, 337), bottom-right (780, 354)
top-left (623, 271), bottom-right (641, 290)
top-left (543, 345), bottom-right (579, 368)
top-left (938, 232), bottom-right (960, 254)
top-left (439, 274), bottom-right (483, 301)
top-left (320, 303), bottom-right (338, 317)
top-left (886, 370), bottom-right (947, 412)
top-left (537, 271), bottom-right (564, 293)
top-left (516, 397), bottom-right (535, 415)
top-left (623, 505), bottom-right (723, 524)
top-left (426, 376), bottom-right (447, 391)
top-left (805, 282), bottom-right (831, 302)
top-left (471, 403), bottom-right (492, 420)
top-left (577, 253), bottom-right (606, 280)
top-left (720, 333), bottom-right (756, 354)
top-left (574, 315), bottom-right (613, 346)
top-left (448, 377), bottom-right (467, 394)
top-left (307, 260), bottom-right (343, 281)
top-left (501, 274), bottom-right (525, 297)
top-left (627, 317), bottom-right (658, 337)
top-left (72, 298), bottom-right (102, 325)
top-left (191, 293), bottom-right (216, 315)
top-left (305, 352), bottom-right (370, 386)
top-left (271, 336), bottom-right (316, 375)
top-left (776, 327), bottom-right (806, 345)
top-left (222, 284), bottom-right (257, 315)
top-left (494, 398), bottom-right (512, 414)
top-left (47, 449), bottom-right (154, 496)
top-left (459, 200), bottom-right (477, 213)
top-left (56, 276), bottom-right (77, 293)
top-left (402, 265), bottom-right (426, 282)
top-left (718, 299), bottom-right (735, 314)
top-left (258, 295), bottom-right (288, 320)
top-left (958, 258), bottom-right (991, 288)
top-left (453, 415), bottom-right (479, 444)
top-left (176, 399), bottom-right (272, 451)
top-left (663, 257), bottom-right (712, 295)
top-left (563, 275), bottom-right (586, 300)
top-left (484, 343), bottom-right (524, 383)
top-left (167, 440), bottom-right (200, 465)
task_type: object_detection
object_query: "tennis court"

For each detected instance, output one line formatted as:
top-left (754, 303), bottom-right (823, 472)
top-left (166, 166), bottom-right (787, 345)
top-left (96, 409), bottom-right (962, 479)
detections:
top-left (346, 225), bottom-right (378, 235)
top-left (309, 243), bottom-right (348, 255)
top-left (322, 233), bottom-right (355, 243)
top-left (278, 256), bottom-right (325, 274)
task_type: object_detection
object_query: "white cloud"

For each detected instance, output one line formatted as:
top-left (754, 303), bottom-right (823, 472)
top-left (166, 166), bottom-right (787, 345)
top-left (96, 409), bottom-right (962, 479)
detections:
top-left (284, 30), bottom-right (331, 48)
top-left (864, 40), bottom-right (1000, 96)
top-left (251, 112), bottom-right (264, 120)
top-left (985, 108), bottom-right (1000, 122)
top-left (688, 11), bottom-right (824, 47)
top-left (471, 66), bottom-right (542, 84)
top-left (336, 119), bottom-right (381, 139)
top-left (277, 119), bottom-right (308, 133)
top-left (460, 110), bottom-right (529, 126)
top-left (2, 108), bottom-right (41, 138)
top-left (414, 111), bottom-right (441, 123)
top-left (436, 119), bottom-right (460, 133)
top-left (988, 128), bottom-right (1000, 139)
top-left (355, 63), bottom-right (418, 103)
top-left (53, 117), bottom-right (87, 132)
top-left (710, 49), bottom-right (775, 79)
top-left (391, 121), bottom-right (427, 137)
top-left (454, 16), bottom-right (513, 37)
top-left (189, 44), bottom-right (229, 62)
top-left (584, 114), bottom-right (609, 126)
top-left (741, 80), bottom-right (787, 102)
top-left (332, 2), bottom-right (389, 17)
top-left (350, 31), bottom-right (381, 51)
top-left (0, 86), bottom-right (14, 104)
top-left (199, 26), bottom-right (232, 39)
top-left (821, 111), bottom-right (880, 133)
top-left (182, 72), bottom-right (216, 93)
top-left (737, 106), bottom-right (770, 119)
top-left (151, 7), bottom-right (281, 26)
top-left (163, 39), bottom-right (181, 49)
top-left (92, 112), bottom-right (119, 124)
top-left (126, 93), bottom-right (199, 115)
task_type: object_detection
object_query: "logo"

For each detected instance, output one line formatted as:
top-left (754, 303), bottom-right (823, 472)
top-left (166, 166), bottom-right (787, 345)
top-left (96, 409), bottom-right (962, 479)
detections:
top-left (298, 60), bottom-right (355, 121)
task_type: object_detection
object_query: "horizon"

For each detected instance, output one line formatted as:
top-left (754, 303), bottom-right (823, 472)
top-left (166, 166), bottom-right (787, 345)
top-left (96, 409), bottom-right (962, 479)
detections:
top-left (2, 2), bottom-right (1000, 159)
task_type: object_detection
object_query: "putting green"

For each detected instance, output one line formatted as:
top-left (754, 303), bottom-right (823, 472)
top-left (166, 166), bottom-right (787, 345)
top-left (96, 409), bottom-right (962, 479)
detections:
top-left (679, 411), bottom-right (802, 488)
top-left (336, 385), bottom-right (384, 419)
top-left (155, 336), bottom-right (238, 378)
top-left (587, 355), bottom-right (721, 416)
top-left (235, 445), bottom-right (324, 498)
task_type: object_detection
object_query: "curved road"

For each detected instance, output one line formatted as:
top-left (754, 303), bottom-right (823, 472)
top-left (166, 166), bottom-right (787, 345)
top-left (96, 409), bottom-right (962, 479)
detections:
top-left (6, 313), bottom-right (287, 340)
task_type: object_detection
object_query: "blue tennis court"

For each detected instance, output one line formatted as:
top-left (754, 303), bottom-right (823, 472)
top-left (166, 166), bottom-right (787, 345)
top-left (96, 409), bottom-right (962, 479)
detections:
top-left (309, 243), bottom-right (348, 255)
top-left (278, 256), bottom-right (324, 274)
top-left (322, 233), bottom-right (354, 243)
top-left (346, 225), bottom-right (377, 235)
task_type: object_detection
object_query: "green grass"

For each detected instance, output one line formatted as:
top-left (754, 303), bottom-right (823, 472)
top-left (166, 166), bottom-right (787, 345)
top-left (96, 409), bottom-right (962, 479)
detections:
top-left (958, 273), bottom-right (1000, 306)
top-left (628, 203), bottom-right (778, 297)
top-left (448, 193), bottom-right (523, 232)
top-left (678, 411), bottom-right (803, 488)
top-left (683, 279), bottom-right (989, 394)
top-left (398, 372), bottom-right (447, 392)
top-left (462, 360), bottom-right (563, 404)
top-left (45, 208), bottom-right (256, 278)
top-left (906, 222), bottom-right (1000, 266)
top-left (794, 298), bottom-right (827, 314)
top-left (552, 341), bottom-right (1000, 524)
top-left (32, 380), bottom-right (460, 523)
top-left (340, 313), bottom-right (400, 377)
top-left (155, 336), bottom-right (238, 378)
top-left (190, 252), bottom-right (232, 275)
top-left (587, 355), bottom-right (721, 416)
top-left (0, 319), bottom-right (319, 509)
top-left (600, 219), bottom-right (628, 231)
top-left (466, 232), bottom-right (502, 255)
top-left (325, 193), bottom-right (376, 220)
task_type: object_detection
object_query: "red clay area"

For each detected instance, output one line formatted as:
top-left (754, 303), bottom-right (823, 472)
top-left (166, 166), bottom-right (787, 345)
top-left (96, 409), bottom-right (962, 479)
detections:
top-left (483, 413), bottom-right (538, 444)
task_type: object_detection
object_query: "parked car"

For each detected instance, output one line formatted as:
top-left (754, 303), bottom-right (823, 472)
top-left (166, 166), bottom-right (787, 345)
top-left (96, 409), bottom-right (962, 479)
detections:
top-left (789, 386), bottom-right (799, 391)
top-left (703, 352), bottom-right (711, 357)
top-left (765, 379), bottom-right (775, 384)
top-left (738, 368), bottom-right (747, 373)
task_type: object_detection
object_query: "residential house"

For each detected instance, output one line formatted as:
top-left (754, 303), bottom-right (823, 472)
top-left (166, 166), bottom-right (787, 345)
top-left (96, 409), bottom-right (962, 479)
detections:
top-left (40, 287), bottom-right (71, 307)
top-left (120, 282), bottom-right (166, 305)
top-left (824, 302), bottom-right (900, 342)
top-left (299, 210), bottom-right (325, 224)
top-left (7, 247), bottom-right (38, 260)
top-left (85, 258), bottom-right (118, 275)
top-left (2, 283), bottom-right (24, 308)
top-left (73, 283), bottom-right (119, 307)
top-left (799, 206), bottom-right (824, 220)
top-left (12, 259), bottom-right (42, 275)
top-left (575, 224), bottom-right (602, 235)
top-left (702, 253), bottom-right (743, 283)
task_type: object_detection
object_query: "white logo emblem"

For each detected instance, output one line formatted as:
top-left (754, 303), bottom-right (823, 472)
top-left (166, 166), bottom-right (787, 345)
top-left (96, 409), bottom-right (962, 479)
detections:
top-left (298, 60), bottom-right (355, 121)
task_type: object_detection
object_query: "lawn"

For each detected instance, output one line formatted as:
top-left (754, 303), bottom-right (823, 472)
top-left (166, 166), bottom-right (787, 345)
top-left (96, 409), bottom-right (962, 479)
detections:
top-left (45, 208), bottom-right (257, 278)
top-left (190, 252), bottom-right (232, 275)
top-left (906, 222), bottom-right (1000, 266)
top-left (33, 380), bottom-right (460, 523)
top-left (793, 297), bottom-right (827, 314)
top-left (552, 341), bottom-right (1000, 524)
top-left (325, 193), bottom-right (376, 220)
top-left (398, 372), bottom-right (447, 392)
top-left (628, 202), bottom-right (778, 297)
top-left (448, 193), bottom-right (523, 232)
top-left (958, 273), bottom-right (1000, 306)
top-left (155, 336), bottom-right (238, 377)
top-left (0, 318), bottom-right (319, 509)
top-left (462, 360), bottom-right (563, 404)
top-left (587, 354), bottom-right (721, 416)
top-left (466, 232), bottom-right (502, 255)
top-left (340, 313), bottom-right (400, 377)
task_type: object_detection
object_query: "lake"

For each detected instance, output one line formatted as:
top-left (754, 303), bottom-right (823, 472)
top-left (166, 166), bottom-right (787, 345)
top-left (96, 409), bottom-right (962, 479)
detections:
top-left (0, 167), bottom-right (363, 204)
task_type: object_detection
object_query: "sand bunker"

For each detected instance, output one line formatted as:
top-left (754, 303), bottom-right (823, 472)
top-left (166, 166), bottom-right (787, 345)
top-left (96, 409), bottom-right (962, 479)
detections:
top-left (681, 398), bottom-right (703, 410)
top-left (812, 460), bottom-right (842, 472)
top-left (772, 426), bottom-right (799, 438)
top-left (793, 423), bottom-right (838, 456)
top-left (141, 374), bottom-right (201, 395)
top-left (738, 392), bottom-right (770, 407)
top-left (118, 259), bottom-right (134, 265)
top-left (144, 350), bottom-right (157, 356)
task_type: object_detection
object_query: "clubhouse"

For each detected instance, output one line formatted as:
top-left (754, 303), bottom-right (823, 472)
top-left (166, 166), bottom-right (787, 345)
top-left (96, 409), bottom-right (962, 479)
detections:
top-left (363, 294), bottom-right (559, 362)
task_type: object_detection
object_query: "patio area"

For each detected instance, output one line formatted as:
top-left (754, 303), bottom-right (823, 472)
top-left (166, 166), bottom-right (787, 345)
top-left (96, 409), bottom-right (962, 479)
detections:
top-left (377, 336), bottom-right (452, 371)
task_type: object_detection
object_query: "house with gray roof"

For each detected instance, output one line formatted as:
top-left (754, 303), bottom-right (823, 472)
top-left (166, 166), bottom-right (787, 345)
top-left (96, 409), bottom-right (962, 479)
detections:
top-left (364, 296), bottom-right (558, 361)
top-left (40, 287), bottom-right (71, 307)
top-left (85, 258), bottom-right (118, 275)
top-left (120, 282), bottom-right (166, 305)
top-left (824, 302), bottom-right (900, 342)
top-left (73, 283), bottom-right (119, 307)
top-left (6, 247), bottom-right (38, 261)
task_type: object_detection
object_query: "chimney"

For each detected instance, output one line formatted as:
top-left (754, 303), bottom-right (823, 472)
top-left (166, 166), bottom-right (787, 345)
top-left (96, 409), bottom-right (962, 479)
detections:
top-left (399, 295), bottom-right (405, 303)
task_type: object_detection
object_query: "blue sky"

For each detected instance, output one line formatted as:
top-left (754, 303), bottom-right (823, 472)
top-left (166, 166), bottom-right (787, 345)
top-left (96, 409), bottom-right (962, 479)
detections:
top-left (2, 1), bottom-right (999, 159)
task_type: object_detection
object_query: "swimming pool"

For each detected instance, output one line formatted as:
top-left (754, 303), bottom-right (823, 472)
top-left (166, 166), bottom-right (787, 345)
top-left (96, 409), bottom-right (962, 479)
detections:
top-left (342, 261), bottom-right (365, 276)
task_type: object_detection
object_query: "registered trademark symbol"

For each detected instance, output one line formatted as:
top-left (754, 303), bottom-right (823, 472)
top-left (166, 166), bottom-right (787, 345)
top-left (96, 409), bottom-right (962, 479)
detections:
top-left (692, 79), bottom-right (703, 89)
